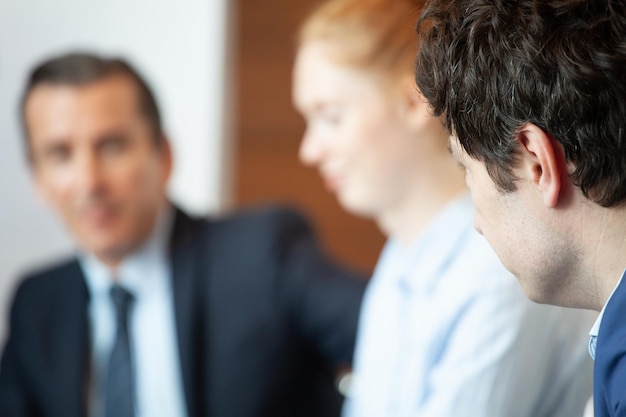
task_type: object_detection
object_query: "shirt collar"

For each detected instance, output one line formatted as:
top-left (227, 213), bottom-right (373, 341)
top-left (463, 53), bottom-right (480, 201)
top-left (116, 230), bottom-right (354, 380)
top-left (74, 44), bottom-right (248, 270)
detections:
top-left (589, 268), bottom-right (626, 339)
top-left (385, 192), bottom-right (474, 293)
top-left (80, 203), bottom-right (175, 299)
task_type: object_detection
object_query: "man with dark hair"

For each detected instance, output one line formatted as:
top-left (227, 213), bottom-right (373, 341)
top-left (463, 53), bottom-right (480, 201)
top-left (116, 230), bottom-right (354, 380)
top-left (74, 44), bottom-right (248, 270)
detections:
top-left (0, 52), bottom-right (365, 417)
top-left (414, 1), bottom-right (626, 416)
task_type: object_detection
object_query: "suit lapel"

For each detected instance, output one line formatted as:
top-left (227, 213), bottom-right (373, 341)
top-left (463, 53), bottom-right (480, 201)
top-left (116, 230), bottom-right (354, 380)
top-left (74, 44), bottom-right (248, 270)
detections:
top-left (47, 261), bottom-right (90, 417)
top-left (169, 208), bottom-right (207, 417)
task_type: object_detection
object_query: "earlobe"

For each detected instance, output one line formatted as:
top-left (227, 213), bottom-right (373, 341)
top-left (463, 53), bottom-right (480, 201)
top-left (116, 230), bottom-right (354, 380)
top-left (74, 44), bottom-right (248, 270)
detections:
top-left (399, 79), bottom-right (431, 131)
top-left (516, 124), bottom-right (563, 208)
top-left (160, 136), bottom-right (174, 181)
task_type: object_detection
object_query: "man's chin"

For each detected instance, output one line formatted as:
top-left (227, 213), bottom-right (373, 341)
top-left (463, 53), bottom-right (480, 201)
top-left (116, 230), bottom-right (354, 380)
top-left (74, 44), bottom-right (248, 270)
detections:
top-left (516, 276), bottom-right (557, 306)
top-left (81, 236), bottom-right (134, 268)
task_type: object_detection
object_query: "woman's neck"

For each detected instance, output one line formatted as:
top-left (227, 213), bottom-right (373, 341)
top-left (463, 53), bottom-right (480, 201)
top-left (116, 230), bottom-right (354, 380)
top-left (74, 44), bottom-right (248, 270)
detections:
top-left (377, 168), bottom-right (467, 246)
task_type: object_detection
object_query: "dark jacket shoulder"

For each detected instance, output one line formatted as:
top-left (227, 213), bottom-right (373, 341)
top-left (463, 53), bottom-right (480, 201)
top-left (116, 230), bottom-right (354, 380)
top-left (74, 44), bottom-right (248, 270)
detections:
top-left (11, 258), bottom-right (86, 312)
top-left (18, 257), bottom-right (83, 287)
top-left (210, 204), bottom-right (313, 240)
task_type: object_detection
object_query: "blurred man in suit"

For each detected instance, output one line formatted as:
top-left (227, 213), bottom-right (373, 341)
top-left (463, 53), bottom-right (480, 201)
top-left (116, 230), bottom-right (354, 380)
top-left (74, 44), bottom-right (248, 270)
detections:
top-left (415, 1), bottom-right (626, 416)
top-left (0, 52), bottom-right (365, 417)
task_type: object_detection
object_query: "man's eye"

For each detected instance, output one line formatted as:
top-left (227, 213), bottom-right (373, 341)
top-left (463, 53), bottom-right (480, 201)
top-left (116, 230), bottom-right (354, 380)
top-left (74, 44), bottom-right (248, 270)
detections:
top-left (44, 145), bottom-right (71, 164)
top-left (100, 137), bottom-right (127, 155)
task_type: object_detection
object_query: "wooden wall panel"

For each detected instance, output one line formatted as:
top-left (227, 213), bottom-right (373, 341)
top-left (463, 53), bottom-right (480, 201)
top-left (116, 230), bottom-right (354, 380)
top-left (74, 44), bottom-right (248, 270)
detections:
top-left (234, 0), bottom-right (385, 274)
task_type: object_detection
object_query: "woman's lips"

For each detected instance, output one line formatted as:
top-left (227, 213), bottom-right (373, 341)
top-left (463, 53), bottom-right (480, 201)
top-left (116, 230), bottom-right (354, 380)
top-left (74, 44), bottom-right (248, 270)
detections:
top-left (322, 174), bottom-right (341, 192)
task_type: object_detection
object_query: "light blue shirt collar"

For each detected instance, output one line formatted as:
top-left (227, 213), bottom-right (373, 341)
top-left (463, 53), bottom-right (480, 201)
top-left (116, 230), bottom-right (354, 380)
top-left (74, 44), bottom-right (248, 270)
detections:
top-left (384, 192), bottom-right (474, 294)
top-left (80, 203), bottom-right (174, 296)
top-left (588, 269), bottom-right (626, 359)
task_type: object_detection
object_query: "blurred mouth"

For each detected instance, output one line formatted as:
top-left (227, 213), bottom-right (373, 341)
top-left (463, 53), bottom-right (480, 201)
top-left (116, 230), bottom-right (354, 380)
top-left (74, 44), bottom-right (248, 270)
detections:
top-left (321, 173), bottom-right (341, 192)
top-left (78, 204), bottom-right (118, 228)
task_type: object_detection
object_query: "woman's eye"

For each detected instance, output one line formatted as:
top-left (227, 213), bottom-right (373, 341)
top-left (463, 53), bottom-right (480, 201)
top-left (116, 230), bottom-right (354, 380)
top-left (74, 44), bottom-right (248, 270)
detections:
top-left (320, 109), bottom-right (342, 126)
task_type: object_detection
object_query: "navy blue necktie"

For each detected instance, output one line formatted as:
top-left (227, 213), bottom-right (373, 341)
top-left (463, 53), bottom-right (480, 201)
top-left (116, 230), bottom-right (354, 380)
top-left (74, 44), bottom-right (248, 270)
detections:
top-left (105, 285), bottom-right (135, 417)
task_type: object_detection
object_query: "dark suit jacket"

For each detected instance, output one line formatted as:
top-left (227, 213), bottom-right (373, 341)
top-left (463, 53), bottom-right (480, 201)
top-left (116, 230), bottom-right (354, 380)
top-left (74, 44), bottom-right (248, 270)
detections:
top-left (0, 205), bottom-right (366, 417)
top-left (594, 275), bottom-right (626, 417)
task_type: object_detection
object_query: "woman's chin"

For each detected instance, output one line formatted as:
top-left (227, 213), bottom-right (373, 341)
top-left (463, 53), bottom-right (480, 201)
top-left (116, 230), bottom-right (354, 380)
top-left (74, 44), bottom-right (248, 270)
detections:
top-left (337, 193), bottom-right (378, 220)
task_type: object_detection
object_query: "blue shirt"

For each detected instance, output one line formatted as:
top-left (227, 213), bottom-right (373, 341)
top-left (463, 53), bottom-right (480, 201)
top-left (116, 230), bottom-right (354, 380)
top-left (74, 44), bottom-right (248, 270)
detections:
top-left (80, 205), bottom-right (188, 417)
top-left (343, 194), bottom-right (596, 417)
top-left (588, 269), bottom-right (626, 417)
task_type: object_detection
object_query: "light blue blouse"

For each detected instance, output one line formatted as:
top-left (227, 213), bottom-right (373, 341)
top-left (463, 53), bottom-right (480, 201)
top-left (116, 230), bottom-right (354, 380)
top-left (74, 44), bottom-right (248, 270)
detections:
top-left (343, 194), bottom-right (596, 417)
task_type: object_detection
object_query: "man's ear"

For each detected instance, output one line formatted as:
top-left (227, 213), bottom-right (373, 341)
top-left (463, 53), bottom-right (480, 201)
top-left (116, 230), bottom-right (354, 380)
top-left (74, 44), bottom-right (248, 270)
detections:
top-left (159, 135), bottom-right (174, 182)
top-left (515, 123), bottom-right (564, 207)
top-left (395, 75), bottom-right (428, 129)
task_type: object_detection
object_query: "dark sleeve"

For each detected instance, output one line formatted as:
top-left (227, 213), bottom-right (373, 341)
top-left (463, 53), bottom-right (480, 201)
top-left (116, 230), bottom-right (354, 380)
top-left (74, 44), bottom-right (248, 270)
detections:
top-left (273, 207), bottom-right (368, 369)
top-left (0, 280), bottom-right (36, 417)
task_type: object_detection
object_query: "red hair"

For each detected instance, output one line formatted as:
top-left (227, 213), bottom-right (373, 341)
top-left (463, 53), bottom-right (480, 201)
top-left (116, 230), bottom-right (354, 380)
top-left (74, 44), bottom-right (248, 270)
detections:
top-left (298, 0), bottom-right (425, 80)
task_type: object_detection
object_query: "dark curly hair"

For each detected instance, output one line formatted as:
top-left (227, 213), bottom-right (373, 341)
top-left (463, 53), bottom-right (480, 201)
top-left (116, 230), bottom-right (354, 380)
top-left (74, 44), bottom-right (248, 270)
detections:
top-left (415, 0), bottom-right (626, 207)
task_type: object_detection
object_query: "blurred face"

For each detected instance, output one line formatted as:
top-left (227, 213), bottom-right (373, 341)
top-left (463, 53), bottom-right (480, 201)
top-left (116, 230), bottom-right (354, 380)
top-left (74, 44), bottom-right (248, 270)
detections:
top-left (293, 41), bottom-right (440, 219)
top-left (25, 75), bottom-right (172, 267)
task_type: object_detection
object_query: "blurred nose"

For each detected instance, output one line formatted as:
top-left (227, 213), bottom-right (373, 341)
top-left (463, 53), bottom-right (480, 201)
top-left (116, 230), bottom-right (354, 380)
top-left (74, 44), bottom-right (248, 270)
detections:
top-left (298, 127), bottom-right (325, 167)
top-left (75, 150), bottom-right (104, 197)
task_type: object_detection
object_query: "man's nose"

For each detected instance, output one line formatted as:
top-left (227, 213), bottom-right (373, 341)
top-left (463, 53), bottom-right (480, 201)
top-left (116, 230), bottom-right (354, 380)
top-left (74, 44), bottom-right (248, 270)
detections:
top-left (75, 150), bottom-right (104, 193)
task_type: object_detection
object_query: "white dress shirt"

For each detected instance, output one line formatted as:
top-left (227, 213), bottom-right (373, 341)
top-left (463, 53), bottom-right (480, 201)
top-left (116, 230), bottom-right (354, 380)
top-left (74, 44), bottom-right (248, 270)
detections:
top-left (80, 205), bottom-right (188, 417)
top-left (343, 194), bottom-right (596, 417)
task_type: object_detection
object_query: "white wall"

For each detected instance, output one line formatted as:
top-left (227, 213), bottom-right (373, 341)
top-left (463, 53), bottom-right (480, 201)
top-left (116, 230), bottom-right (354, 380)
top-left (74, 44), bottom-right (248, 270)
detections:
top-left (0, 0), bottom-right (233, 340)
